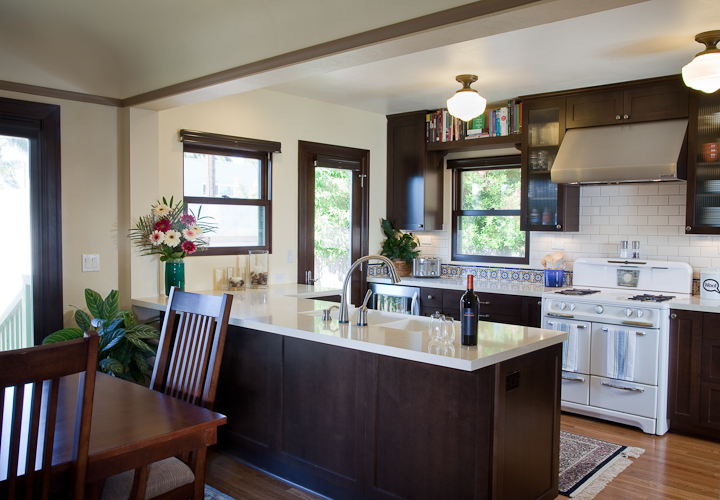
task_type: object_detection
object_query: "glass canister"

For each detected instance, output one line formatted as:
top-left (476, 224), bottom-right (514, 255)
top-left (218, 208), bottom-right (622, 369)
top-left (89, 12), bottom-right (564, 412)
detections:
top-left (227, 256), bottom-right (248, 291)
top-left (248, 250), bottom-right (269, 288)
top-left (213, 268), bottom-right (228, 290)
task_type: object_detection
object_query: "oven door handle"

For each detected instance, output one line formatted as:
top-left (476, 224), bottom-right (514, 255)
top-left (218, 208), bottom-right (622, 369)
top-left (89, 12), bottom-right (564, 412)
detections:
top-left (546, 321), bottom-right (585, 329)
top-left (601, 327), bottom-right (646, 336)
top-left (600, 381), bottom-right (644, 393)
top-left (562, 375), bottom-right (586, 383)
top-left (547, 313), bottom-right (574, 318)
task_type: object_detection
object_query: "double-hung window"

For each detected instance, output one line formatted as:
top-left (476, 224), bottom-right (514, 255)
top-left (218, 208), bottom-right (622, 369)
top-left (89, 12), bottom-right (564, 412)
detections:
top-left (449, 155), bottom-right (528, 264)
top-left (180, 130), bottom-right (280, 255)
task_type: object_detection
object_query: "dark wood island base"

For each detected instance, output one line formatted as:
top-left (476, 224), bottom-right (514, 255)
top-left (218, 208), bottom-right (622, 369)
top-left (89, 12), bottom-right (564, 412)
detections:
top-left (214, 325), bottom-right (562, 500)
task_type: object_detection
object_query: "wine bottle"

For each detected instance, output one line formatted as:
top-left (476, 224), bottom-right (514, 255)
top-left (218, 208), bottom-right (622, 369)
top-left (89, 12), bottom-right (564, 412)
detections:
top-left (460, 275), bottom-right (479, 346)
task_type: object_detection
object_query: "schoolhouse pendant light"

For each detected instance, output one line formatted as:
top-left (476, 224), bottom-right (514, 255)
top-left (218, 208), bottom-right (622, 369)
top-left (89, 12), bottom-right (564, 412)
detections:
top-left (682, 30), bottom-right (720, 94)
top-left (446, 74), bottom-right (487, 121)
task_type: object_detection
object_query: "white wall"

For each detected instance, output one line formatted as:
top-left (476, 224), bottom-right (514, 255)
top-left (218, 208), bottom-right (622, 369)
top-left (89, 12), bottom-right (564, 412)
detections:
top-left (0, 90), bottom-right (122, 326)
top-left (153, 89), bottom-right (387, 291)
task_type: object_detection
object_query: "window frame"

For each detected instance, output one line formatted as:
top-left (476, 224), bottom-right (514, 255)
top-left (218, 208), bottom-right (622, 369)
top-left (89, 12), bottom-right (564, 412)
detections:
top-left (450, 155), bottom-right (529, 265)
top-left (181, 132), bottom-right (277, 256)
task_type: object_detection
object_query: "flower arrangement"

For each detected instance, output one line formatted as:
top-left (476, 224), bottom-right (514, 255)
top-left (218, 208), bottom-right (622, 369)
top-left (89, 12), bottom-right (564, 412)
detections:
top-left (129, 196), bottom-right (214, 261)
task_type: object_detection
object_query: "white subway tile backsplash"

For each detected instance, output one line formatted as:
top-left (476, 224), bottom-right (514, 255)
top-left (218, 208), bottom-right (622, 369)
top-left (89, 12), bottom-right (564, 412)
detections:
top-left (417, 184), bottom-right (708, 283)
top-left (637, 205), bottom-right (658, 216)
top-left (638, 185), bottom-right (659, 196)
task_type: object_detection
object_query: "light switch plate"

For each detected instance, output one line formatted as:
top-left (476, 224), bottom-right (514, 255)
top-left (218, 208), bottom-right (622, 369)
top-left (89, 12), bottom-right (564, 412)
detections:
top-left (551, 241), bottom-right (565, 251)
top-left (82, 254), bottom-right (100, 272)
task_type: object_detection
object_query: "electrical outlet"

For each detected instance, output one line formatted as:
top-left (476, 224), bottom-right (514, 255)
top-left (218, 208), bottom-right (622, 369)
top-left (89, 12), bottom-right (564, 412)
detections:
top-left (287, 249), bottom-right (293, 263)
top-left (420, 236), bottom-right (432, 246)
top-left (274, 273), bottom-right (285, 283)
top-left (551, 241), bottom-right (565, 251)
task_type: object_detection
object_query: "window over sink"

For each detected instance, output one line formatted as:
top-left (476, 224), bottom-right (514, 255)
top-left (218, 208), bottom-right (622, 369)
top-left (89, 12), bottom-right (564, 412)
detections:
top-left (449, 155), bottom-right (528, 264)
top-left (179, 130), bottom-right (280, 255)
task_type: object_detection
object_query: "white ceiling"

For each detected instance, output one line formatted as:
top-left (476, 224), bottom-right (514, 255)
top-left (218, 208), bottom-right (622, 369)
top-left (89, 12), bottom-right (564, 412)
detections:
top-left (1, 0), bottom-right (718, 114)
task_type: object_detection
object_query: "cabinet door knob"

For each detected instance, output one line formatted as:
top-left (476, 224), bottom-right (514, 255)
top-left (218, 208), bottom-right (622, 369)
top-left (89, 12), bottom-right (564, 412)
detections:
top-left (479, 314), bottom-right (490, 318)
top-left (427, 295), bottom-right (433, 300)
top-left (671, 313), bottom-right (677, 319)
top-left (538, 301), bottom-right (542, 305)
top-left (623, 114), bottom-right (629, 119)
top-left (686, 226), bottom-right (692, 231)
top-left (615, 115), bottom-right (622, 120)
top-left (556, 224), bottom-right (562, 229)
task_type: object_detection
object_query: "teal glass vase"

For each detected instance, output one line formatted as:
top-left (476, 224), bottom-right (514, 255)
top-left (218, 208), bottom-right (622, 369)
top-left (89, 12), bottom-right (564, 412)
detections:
top-left (165, 259), bottom-right (185, 295)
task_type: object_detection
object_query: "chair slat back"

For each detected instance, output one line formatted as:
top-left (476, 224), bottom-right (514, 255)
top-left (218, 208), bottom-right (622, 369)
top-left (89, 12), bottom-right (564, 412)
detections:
top-left (150, 288), bottom-right (232, 410)
top-left (0, 331), bottom-right (98, 500)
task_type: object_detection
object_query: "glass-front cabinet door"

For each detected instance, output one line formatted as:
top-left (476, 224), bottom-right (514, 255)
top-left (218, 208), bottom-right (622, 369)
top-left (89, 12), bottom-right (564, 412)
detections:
top-left (520, 97), bottom-right (579, 232)
top-left (686, 90), bottom-right (720, 234)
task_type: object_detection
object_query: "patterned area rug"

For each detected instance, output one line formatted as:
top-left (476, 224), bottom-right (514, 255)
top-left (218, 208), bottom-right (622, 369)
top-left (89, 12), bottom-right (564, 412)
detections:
top-left (205, 485), bottom-right (236, 500)
top-left (559, 432), bottom-right (645, 499)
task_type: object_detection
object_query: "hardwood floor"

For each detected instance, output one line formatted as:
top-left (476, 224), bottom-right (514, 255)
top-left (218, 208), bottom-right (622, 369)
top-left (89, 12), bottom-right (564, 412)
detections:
top-left (205, 413), bottom-right (720, 500)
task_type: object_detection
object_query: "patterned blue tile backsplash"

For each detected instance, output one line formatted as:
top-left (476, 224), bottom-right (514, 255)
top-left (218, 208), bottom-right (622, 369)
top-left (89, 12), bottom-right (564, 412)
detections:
top-left (368, 263), bottom-right (573, 287)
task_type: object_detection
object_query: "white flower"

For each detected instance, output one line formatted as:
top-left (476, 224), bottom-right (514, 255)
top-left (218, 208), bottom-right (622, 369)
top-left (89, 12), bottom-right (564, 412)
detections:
top-left (164, 229), bottom-right (181, 247)
top-left (152, 203), bottom-right (171, 216)
top-left (182, 228), bottom-right (197, 240)
top-left (149, 231), bottom-right (165, 246)
top-left (190, 224), bottom-right (203, 235)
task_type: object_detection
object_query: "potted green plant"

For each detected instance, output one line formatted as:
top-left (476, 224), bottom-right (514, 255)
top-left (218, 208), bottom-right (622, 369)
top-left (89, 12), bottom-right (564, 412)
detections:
top-left (43, 289), bottom-right (160, 383)
top-left (379, 218), bottom-right (420, 277)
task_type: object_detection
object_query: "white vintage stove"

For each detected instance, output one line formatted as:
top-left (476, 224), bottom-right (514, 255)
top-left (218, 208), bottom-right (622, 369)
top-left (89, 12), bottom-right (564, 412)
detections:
top-left (541, 258), bottom-right (693, 435)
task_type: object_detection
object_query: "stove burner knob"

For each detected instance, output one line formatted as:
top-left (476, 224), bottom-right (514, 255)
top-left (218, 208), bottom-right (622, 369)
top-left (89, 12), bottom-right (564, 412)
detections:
top-left (570, 303), bottom-right (576, 311)
top-left (595, 305), bottom-right (604, 314)
top-left (560, 302), bottom-right (567, 310)
top-left (636, 309), bottom-right (644, 318)
top-left (624, 308), bottom-right (633, 317)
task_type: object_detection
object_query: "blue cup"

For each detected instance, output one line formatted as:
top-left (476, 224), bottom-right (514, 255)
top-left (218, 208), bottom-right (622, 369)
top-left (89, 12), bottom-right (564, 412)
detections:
top-left (544, 269), bottom-right (565, 287)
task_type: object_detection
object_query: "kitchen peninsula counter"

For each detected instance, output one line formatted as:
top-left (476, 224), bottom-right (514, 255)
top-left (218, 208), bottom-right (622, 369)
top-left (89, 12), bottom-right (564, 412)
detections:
top-left (132, 285), bottom-right (565, 500)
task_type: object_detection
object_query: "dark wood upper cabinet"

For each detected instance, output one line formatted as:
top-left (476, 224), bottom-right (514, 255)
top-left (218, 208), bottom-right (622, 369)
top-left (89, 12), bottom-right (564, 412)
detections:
top-left (685, 88), bottom-right (720, 234)
top-left (566, 78), bottom-right (689, 128)
top-left (386, 111), bottom-right (444, 231)
top-left (520, 97), bottom-right (579, 232)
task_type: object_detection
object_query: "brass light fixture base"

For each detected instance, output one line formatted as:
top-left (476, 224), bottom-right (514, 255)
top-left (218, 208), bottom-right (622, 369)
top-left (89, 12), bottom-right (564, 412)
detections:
top-left (694, 30), bottom-right (720, 56)
top-left (455, 74), bottom-right (479, 89)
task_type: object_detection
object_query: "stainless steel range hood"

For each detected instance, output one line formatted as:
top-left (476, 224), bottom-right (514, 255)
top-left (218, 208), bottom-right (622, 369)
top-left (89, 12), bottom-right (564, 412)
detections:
top-left (550, 119), bottom-right (688, 184)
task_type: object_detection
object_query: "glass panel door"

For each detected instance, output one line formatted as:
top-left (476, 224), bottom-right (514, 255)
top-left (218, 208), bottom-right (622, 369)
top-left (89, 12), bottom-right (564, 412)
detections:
top-left (693, 92), bottom-right (720, 228)
top-left (313, 167), bottom-right (352, 288)
top-left (0, 135), bottom-right (33, 351)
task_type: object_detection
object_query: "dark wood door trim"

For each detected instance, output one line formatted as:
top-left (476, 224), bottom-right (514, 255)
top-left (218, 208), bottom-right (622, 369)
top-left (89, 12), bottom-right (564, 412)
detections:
top-left (0, 97), bottom-right (63, 344)
top-left (297, 141), bottom-right (369, 304)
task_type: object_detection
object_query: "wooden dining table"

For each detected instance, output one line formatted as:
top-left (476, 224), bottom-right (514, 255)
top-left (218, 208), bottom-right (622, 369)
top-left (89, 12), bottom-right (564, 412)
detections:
top-left (49, 371), bottom-right (226, 494)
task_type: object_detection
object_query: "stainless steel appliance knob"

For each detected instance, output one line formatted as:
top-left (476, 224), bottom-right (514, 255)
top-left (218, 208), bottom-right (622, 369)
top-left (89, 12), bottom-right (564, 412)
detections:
top-left (636, 309), bottom-right (644, 318)
top-left (569, 303), bottom-right (576, 311)
top-left (595, 305), bottom-right (604, 314)
top-left (624, 308), bottom-right (633, 317)
top-left (560, 302), bottom-right (567, 310)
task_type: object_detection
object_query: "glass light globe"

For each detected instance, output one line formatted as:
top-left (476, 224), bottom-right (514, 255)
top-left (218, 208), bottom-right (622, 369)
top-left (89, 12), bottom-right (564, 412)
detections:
top-left (447, 90), bottom-right (487, 122)
top-left (682, 52), bottom-right (720, 93)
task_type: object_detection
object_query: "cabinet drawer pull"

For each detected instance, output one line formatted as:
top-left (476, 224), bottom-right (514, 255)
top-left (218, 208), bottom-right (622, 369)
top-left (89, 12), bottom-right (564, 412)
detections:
top-left (562, 376), bottom-right (585, 383)
top-left (479, 301), bottom-right (490, 305)
top-left (623, 114), bottom-right (629, 119)
top-left (601, 381), bottom-right (644, 393)
top-left (615, 115), bottom-right (622, 120)
top-left (478, 314), bottom-right (490, 318)
top-left (427, 295), bottom-right (434, 300)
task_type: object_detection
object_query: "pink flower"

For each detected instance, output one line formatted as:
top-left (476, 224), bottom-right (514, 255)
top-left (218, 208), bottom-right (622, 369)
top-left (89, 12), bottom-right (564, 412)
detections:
top-left (182, 228), bottom-right (197, 240)
top-left (149, 231), bottom-right (164, 246)
top-left (180, 213), bottom-right (196, 226)
top-left (181, 240), bottom-right (197, 254)
top-left (155, 219), bottom-right (171, 232)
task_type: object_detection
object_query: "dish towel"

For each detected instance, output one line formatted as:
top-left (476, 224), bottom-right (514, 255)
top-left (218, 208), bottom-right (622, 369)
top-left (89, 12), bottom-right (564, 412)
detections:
top-left (558, 323), bottom-right (578, 372)
top-left (606, 328), bottom-right (636, 381)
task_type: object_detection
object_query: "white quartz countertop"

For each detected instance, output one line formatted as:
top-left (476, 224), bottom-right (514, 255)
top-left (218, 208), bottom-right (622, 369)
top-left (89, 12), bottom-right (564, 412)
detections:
top-left (368, 276), bottom-right (548, 296)
top-left (132, 284), bottom-right (566, 372)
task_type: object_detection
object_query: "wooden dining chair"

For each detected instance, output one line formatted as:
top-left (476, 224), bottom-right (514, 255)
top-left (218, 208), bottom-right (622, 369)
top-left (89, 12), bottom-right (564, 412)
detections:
top-left (100, 288), bottom-right (232, 500)
top-left (0, 331), bottom-right (99, 500)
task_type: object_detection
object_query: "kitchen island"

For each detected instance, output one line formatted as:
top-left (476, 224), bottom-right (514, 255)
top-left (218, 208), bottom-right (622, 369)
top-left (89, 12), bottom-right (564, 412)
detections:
top-left (133, 285), bottom-right (567, 500)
